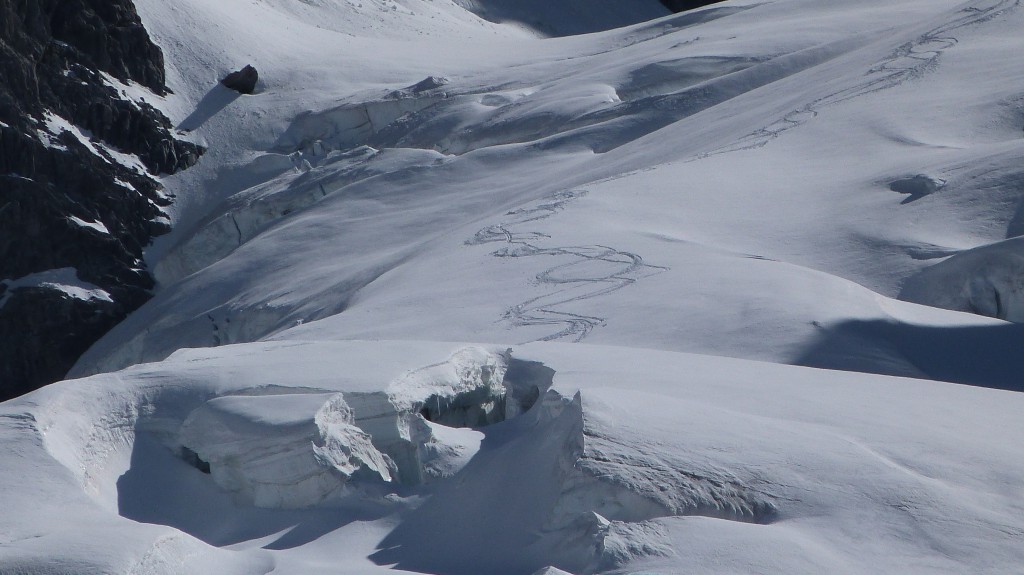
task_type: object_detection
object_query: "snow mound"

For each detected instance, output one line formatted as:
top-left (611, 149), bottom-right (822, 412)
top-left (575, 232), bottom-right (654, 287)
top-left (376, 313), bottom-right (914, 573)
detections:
top-left (178, 392), bottom-right (391, 508)
top-left (900, 236), bottom-right (1024, 321)
top-left (168, 346), bottom-right (552, 508)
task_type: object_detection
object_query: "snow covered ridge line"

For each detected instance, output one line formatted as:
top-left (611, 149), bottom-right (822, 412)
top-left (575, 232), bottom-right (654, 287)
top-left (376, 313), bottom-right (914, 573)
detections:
top-left (5, 340), bottom-right (1024, 574)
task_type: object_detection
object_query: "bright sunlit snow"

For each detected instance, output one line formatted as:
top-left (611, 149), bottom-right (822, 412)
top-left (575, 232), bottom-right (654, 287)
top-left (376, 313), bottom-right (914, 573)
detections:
top-left (3, 0), bottom-right (1024, 574)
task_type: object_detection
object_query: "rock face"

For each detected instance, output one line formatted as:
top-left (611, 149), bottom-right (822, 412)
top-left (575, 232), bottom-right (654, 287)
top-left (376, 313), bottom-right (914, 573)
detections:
top-left (221, 65), bottom-right (259, 94)
top-left (659, 0), bottom-right (723, 12)
top-left (0, 0), bottom-right (203, 400)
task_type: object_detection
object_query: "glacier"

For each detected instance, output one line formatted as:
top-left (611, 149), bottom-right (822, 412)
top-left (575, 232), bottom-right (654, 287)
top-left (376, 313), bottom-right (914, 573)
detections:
top-left (2, 0), bottom-right (1024, 574)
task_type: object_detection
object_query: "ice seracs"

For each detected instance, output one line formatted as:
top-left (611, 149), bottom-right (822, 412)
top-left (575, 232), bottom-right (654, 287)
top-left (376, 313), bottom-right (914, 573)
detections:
top-left (178, 392), bottom-right (390, 508)
top-left (174, 346), bottom-right (547, 508)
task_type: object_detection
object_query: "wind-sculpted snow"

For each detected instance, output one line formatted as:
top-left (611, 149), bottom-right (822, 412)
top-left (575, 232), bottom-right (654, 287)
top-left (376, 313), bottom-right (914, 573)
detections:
top-left (542, 389), bottom-right (777, 530)
top-left (468, 190), bottom-right (667, 342)
top-left (569, 426), bottom-right (778, 525)
top-left (4, 341), bottom-right (1024, 574)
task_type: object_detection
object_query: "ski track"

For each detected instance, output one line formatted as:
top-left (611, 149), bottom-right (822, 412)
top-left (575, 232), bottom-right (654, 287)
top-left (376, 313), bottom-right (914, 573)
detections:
top-left (700, 0), bottom-right (1020, 158)
top-left (467, 190), bottom-right (668, 343)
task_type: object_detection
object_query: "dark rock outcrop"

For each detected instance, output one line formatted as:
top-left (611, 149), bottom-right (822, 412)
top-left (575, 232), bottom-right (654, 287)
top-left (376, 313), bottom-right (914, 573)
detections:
top-left (221, 65), bottom-right (259, 95)
top-left (659, 0), bottom-right (723, 12)
top-left (889, 174), bottom-right (944, 204)
top-left (0, 0), bottom-right (203, 400)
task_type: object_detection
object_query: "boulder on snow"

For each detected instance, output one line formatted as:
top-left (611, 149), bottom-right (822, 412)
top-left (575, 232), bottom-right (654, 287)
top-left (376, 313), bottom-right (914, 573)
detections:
top-left (221, 64), bottom-right (259, 94)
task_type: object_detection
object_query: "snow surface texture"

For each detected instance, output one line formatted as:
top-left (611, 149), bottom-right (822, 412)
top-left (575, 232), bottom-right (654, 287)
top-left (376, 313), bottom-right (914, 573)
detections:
top-left (3, 342), bottom-right (1024, 575)
top-left (174, 346), bottom-right (530, 508)
top-left (5, 0), bottom-right (1024, 573)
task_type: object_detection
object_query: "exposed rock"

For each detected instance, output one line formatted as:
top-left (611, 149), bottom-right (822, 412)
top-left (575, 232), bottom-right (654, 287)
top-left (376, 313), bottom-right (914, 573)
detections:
top-left (659, 0), bottom-right (724, 13)
top-left (889, 174), bottom-right (944, 203)
top-left (0, 287), bottom-right (127, 391)
top-left (0, 0), bottom-right (203, 400)
top-left (408, 76), bottom-right (449, 94)
top-left (221, 65), bottom-right (259, 94)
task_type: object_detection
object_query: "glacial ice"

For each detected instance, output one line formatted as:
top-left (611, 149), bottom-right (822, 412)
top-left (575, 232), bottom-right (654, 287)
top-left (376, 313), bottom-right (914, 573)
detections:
top-left (175, 347), bottom-right (548, 508)
top-left (178, 392), bottom-right (370, 508)
top-left (371, 377), bottom-right (782, 574)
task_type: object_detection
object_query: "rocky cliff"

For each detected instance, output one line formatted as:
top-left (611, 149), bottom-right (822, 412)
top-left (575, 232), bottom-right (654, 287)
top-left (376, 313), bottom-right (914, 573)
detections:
top-left (0, 0), bottom-right (202, 399)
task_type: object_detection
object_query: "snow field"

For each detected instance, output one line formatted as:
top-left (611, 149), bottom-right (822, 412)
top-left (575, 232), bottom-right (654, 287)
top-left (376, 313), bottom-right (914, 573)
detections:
top-left (4, 0), bottom-right (1024, 573)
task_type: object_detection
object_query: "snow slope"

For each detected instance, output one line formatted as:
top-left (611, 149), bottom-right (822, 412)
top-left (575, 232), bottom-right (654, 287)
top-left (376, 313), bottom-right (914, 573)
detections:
top-left (67, 0), bottom-right (1024, 391)
top-left (4, 0), bottom-right (1024, 573)
top-left (4, 341), bottom-right (1024, 574)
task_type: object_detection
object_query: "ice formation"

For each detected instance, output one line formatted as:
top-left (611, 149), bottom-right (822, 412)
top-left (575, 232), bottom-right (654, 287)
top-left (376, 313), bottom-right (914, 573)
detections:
top-left (175, 347), bottom-right (549, 508)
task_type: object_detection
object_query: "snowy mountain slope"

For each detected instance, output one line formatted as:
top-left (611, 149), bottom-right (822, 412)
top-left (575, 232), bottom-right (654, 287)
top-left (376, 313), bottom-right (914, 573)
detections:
top-left (66, 0), bottom-right (1024, 392)
top-left (3, 0), bottom-right (1024, 574)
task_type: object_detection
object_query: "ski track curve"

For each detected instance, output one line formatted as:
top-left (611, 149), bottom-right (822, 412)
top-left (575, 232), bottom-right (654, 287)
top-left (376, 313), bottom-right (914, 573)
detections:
top-left (700, 0), bottom-right (1020, 158)
top-left (467, 190), bottom-right (668, 343)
